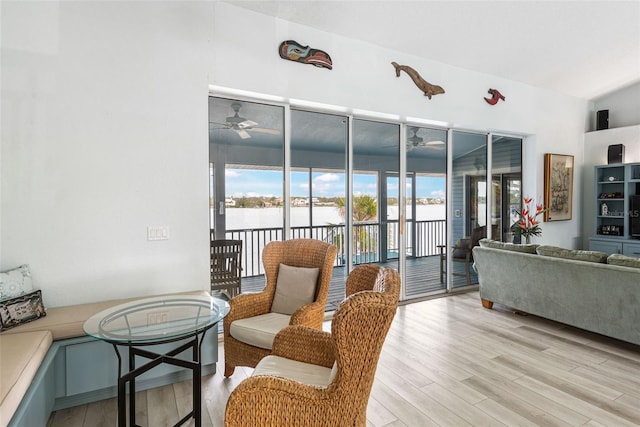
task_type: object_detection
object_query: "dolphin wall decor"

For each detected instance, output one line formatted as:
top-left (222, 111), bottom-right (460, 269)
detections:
top-left (278, 40), bottom-right (333, 70)
top-left (391, 62), bottom-right (445, 99)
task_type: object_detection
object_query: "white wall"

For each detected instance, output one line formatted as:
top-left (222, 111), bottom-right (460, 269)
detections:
top-left (1, 2), bottom-right (215, 306)
top-left (591, 81), bottom-right (640, 130)
top-left (1, 1), bottom-right (590, 306)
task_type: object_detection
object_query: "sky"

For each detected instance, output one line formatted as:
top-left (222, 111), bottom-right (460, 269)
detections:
top-left (225, 168), bottom-right (445, 199)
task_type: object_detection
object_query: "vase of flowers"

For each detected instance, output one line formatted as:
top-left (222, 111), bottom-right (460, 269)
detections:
top-left (512, 197), bottom-right (546, 244)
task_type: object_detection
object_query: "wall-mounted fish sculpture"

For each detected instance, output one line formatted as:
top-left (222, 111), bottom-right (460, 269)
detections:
top-left (391, 62), bottom-right (445, 99)
top-left (484, 88), bottom-right (506, 105)
top-left (279, 40), bottom-right (333, 70)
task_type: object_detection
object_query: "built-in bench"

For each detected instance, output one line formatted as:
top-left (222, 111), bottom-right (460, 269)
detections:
top-left (0, 291), bottom-right (219, 427)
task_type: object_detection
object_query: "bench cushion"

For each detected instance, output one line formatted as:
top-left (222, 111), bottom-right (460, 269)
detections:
top-left (0, 330), bottom-right (52, 426)
top-left (230, 312), bottom-right (290, 350)
top-left (0, 290), bottom-right (210, 341)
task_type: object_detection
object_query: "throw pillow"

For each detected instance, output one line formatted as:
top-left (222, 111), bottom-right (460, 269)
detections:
top-left (270, 264), bottom-right (320, 315)
top-left (0, 289), bottom-right (46, 332)
top-left (479, 238), bottom-right (539, 254)
top-left (607, 253), bottom-right (640, 268)
top-left (536, 245), bottom-right (608, 263)
top-left (0, 264), bottom-right (33, 300)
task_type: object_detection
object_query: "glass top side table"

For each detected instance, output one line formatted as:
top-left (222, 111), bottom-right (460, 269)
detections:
top-left (84, 294), bottom-right (229, 427)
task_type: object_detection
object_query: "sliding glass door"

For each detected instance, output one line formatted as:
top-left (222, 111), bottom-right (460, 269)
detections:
top-left (209, 97), bottom-right (284, 279)
top-left (449, 131), bottom-right (487, 289)
top-left (290, 109), bottom-right (348, 310)
top-left (405, 126), bottom-right (448, 295)
top-left (491, 135), bottom-right (523, 242)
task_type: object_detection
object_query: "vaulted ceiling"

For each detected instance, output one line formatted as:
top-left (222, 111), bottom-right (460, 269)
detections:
top-left (227, 0), bottom-right (640, 100)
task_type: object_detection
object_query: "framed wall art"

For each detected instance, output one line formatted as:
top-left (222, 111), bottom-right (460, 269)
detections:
top-left (544, 153), bottom-right (574, 221)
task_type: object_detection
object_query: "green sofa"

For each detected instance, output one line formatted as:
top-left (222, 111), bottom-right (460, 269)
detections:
top-left (473, 242), bottom-right (640, 346)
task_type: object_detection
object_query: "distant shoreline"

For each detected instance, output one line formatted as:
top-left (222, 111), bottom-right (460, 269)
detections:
top-left (220, 205), bottom-right (446, 230)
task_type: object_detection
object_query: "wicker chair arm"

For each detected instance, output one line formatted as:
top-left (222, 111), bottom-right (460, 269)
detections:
top-left (225, 376), bottom-right (331, 427)
top-left (271, 325), bottom-right (335, 367)
top-left (289, 300), bottom-right (325, 328)
top-left (225, 291), bottom-right (272, 325)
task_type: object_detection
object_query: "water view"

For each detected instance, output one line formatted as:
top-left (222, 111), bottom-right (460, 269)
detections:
top-left (223, 204), bottom-right (446, 230)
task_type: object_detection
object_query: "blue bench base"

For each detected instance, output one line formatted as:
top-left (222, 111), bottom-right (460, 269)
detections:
top-left (9, 332), bottom-right (219, 426)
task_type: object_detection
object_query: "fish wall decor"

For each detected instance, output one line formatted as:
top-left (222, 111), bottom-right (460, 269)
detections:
top-left (484, 88), bottom-right (506, 105)
top-left (391, 62), bottom-right (445, 99)
top-left (278, 40), bottom-right (333, 70)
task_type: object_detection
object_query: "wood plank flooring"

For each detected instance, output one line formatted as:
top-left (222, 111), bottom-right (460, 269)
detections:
top-left (48, 291), bottom-right (640, 426)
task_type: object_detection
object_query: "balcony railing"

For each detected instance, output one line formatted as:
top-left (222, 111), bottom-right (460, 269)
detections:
top-left (224, 219), bottom-right (446, 277)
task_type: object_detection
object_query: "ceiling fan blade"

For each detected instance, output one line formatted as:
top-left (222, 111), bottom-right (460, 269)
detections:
top-left (209, 121), bottom-right (231, 129)
top-left (237, 119), bottom-right (258, 129)
top-left (235, 129), bottom-right (251, 139)
top-left (250, 127), bottom-right (281, 136)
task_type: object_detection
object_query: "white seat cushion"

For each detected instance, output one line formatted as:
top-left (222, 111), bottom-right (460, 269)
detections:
top-left (253, 355), bottom-right (333, 388)
top-left (229, 312), bottom-right (290, 350)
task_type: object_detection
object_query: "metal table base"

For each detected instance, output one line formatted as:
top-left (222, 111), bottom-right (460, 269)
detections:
top-left (113, 330), bottom-right (208, 427)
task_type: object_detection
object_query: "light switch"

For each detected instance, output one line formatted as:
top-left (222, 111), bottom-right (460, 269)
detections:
top-left (147, 226), bottom-right (169, 241)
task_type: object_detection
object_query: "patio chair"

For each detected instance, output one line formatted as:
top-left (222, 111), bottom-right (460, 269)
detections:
top-left (222, 239), bottom-right (337, 377)
top-left (211, 239), bottom-right (243, 298)
top-left (224, 264), bottom-right (400, 427)
top-left (439, 225), bottom-right (487, 286)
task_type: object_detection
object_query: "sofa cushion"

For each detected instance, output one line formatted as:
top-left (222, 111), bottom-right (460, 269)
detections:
top-left (270, 264), bottom-right (319, 315)
top-left (607, 253), bottom-right (640, 268)
top-left (479, 239), bottom-right (539, 254)
top-left (0, 265), bottom-right (33, 301)
top-left (0, 290), bottom-right (46, 332)
top-left (0, 330), bottom-right (52, 426)
top-left (536, 245), bottom-right (608, 263)
top-left (230, 312), bottom-right (291, 350)
top-left (253, 355), bottom-right (333, 387)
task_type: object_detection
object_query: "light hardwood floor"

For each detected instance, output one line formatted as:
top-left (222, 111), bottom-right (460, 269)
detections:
top-left (48, 291), bottom-right (640, 426)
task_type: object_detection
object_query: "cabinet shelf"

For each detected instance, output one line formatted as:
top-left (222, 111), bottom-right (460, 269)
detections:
top-left (592, 162), bottom-right (640, 250)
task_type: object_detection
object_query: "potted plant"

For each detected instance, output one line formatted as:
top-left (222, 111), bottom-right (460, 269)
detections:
top-left (512, 197), bottom-right (546, 244)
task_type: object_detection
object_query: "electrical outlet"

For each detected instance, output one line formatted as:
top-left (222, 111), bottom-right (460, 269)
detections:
top-left (147, 311), bottom-right (168, 325)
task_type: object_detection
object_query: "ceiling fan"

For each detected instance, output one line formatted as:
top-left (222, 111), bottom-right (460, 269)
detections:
top-left (210, 103), bottom-right (281, 139)
top-left (406, 127), bottom-right (445, 151)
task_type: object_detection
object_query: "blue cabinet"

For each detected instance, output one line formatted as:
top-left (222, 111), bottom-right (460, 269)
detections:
top-left (591, 163), bottom-right (640, 257)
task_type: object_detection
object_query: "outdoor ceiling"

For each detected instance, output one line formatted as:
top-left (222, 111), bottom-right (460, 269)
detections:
top-left (225, 0), bottom-right (640, 100)
top-left (209, 97), bottom-right (501, 160)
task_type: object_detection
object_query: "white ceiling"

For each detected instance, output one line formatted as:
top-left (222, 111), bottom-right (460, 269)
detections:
top-left (227, 0), bottom-right (640, 100)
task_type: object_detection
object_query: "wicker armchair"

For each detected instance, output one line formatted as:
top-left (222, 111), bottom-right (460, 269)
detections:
top-left (223, 239), bottom-right (337, 377)
top-left (224, 264), bottom-right (400, 427)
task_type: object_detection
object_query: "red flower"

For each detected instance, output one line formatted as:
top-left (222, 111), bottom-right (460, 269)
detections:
top-left (513, 196), bottom-right (547, 241)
